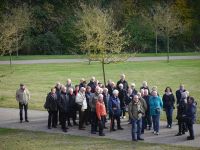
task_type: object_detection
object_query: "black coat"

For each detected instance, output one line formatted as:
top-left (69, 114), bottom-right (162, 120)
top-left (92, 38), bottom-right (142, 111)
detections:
top-left (143, 95), bottom-right (150, 114)
top-left (58, 92), bottom-right (70, 113)
top-left (68, 93), bottom-right (76, 109)
top-left (177, 98), bottom-right (187, 120)
top-left (44, 92), bottom-right (58, 111)
top-left (118, 89), bottom-right (126, 108)
top-left (163, 93), bottom-right (175, 109)
top-left (176, 89), bottom-right (186, 105)
top-left (117, 80), bottom-right (129, 91)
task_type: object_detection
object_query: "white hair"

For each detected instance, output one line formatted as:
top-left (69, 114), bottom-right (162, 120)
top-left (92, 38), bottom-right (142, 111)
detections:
top-left (113, 89), bottom-right (119, 95)
top-left (98, 94), bottom-right (104, 99)
top-left (142, 81), bottom-right (147, 86)
top-left (131, 83), bottom-right (136, 87)
top-left (119, 83), bottom-right (123, 88)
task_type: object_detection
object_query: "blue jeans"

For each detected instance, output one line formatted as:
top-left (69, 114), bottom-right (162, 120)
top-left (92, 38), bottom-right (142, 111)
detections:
top-left (165, 107), bottom-right (173, 126)
top-left (131, 118), bottom-right (142, 140)
top-left (152, 115), bottom-right (160, 132)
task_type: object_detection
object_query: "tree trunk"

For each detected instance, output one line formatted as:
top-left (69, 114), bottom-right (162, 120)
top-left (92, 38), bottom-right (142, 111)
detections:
top-left (155, 30), bottom-right (158, 55)
top-left (9, 52), bottom-right (12, 67)
top-left (102, 60), bottom-right (106, 86)
top-left (167, 34), bottom-right (170, 63)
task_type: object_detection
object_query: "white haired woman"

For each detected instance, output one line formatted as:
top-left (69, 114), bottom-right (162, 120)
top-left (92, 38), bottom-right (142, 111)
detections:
top-left (108, 89), bottom-right (123, 131)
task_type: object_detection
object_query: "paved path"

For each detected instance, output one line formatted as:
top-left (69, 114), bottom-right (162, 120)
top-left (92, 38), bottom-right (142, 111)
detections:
top-left (0, 56), bottom-right (200, 64)
top-left (0, 108), bottom-right (199, 147)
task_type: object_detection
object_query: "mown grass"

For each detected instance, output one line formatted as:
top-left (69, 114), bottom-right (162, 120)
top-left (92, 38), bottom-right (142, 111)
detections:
top-left (0, 60), bottom-right (200, 122)
top-left (0, 128), bottom-right (198, 150)
top-left (0, 52), bottom-right (199, 61)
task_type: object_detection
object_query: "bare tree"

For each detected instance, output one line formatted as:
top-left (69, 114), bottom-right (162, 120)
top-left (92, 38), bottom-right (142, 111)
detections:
top-left (75, 4), bottom-right (129, 85)
top-left (143, 3), bottom-right (182, 61)
top-left (0, 5), bottom-right (30, 66)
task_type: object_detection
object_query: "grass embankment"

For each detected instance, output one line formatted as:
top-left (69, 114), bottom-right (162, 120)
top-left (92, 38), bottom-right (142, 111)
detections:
top-left (0, 60), bottom-right (200, 122)
top-left (0, 52), bottom-right (199, 61)
top-left (0, 128), bottom-right (198, 150)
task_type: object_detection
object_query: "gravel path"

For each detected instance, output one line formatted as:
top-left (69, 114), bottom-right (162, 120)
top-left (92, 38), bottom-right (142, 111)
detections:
top-left (0, 108), bottom-right (199, 147)
top-left (0, 56), bottom-right (200, 64)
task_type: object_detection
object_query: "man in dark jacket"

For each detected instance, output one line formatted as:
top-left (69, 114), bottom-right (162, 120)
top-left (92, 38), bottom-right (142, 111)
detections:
top-left (55, 82), bottom-right (61, 125)
top-left (176, 84), bottom-right (186, 105)
top-left (118, 83), bottom-right (127, 119)
top-left (142, 89), bottom-right (152, 130)
top-left (44, 87), bottom-right (58, 129)
top-left (67, 88), bottom-right (78, 126)
top-left (175, 91), bottom-right (188, 136)
top-left (87, 76), bottom-right (96, 93)
top-left (58, 86), bottom-right (69, 132)
top-left (117, 74), bottom-right (129, 91)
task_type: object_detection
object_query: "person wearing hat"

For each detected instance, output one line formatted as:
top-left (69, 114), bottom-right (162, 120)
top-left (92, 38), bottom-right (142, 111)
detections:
top-left (16, 83), bottom-right (30, 123)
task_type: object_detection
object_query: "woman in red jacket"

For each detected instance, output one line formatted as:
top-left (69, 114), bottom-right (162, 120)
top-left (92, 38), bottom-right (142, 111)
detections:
top-left (96, 94), bottom-right (107, 136)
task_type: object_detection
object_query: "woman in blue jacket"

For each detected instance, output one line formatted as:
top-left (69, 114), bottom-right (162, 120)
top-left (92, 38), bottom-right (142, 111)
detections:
top-left (149, 91), bottom-right (163, 135)
top-left (185, 96), bottom-right (197, 140)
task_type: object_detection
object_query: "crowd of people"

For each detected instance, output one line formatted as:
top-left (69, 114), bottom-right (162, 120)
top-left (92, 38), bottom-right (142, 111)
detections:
top-left (16, 74), bottom-right (197, 141)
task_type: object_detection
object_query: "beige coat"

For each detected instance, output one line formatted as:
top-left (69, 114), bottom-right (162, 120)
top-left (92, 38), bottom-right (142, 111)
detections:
top-left (16, 89), bottom-right (30, 105)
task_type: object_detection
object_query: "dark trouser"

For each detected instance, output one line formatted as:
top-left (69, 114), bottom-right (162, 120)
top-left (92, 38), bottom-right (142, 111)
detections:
top-left (187, 122), bottom-right (194, 138)
top-left (60, 112), bottom-right (68, 129)
top-left (142, 114), bottom-right (152, 133)
top-left (99, 116), bottom-right (106, 135)
top-left (85, 108), bottom-right (91, 124)
top-left (19, 103), bottom-right (28, 121)
top-left (131, 118), bottom-right (142, 140)
top-left (79, 110), bottom-right (85, 129)
top-left (59, 109), bottom-right (62, 124)
top-left (165, 107), bottom-right (173, 126)
top-left (91, 111), bottom-right (98, 132)
top-left (152, 115), bottom-right (160, 132)
top-left (68, 107), bottom-right (77, 124)
top-left (178, 119), bottom-right (187, 134)
top-left (121, 107), bottom-right (126, 117)
top-left (48, 111), bottom-right (57, 127)
top-left (111, 114), bottom-right (121, 129)
top-left (55, 111), bottom-right (58, 125)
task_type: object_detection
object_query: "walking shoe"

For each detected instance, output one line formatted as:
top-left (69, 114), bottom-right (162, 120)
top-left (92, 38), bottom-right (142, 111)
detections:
top-left (52, 126), bottom-right (57, 128)
top-left (25, 120), bottom-right (29, 122)
top-left (91, 131), bottom-right (96, 134)
top-left (138, 138), bottom-right (144, 141)
top-left (62, 128), bottom-right (67, 132)
top-left (79, 128), bottom-right (85, 130)
top-left (175, 133), bottom-right (182, 136)
top-left (187, 136), bottom-right (194, 140)
top-left (48, 126), bottom-right (51, 129)
top-left (117, 127), bottom-right (124, 130)
top-left (20, 120), bottom-right (22, 123)
top-left (156, 132), bottom-right (159, 135)
top-left (132, 139), bottom-right (138, 142)
top-left (111, 128), bottom-right (116, 131)
top-left (153, 131), bottom-right (156, 134)
top-left (99, 133), bottom-right (105, 136)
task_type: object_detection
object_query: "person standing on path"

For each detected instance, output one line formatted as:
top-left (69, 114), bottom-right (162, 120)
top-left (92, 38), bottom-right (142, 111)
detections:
top-left (16, 83), bottom-right (30, 123)
top-left (149, 91), bottom-right (163, 135)
top-left (44, 87), bottom-right (58, 129)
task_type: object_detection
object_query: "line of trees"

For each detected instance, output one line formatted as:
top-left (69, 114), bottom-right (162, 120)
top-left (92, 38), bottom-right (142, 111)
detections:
top-left (0, 0), bottom-right (199, 56)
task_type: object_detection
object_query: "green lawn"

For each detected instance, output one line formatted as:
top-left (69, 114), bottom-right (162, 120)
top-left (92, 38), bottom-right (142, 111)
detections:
top-left (0, 60), bottom-right (200, 122)
top-left (0, 52), bottom-right (199, 61)
top-left (0, 128), bottom-right (198, 150)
